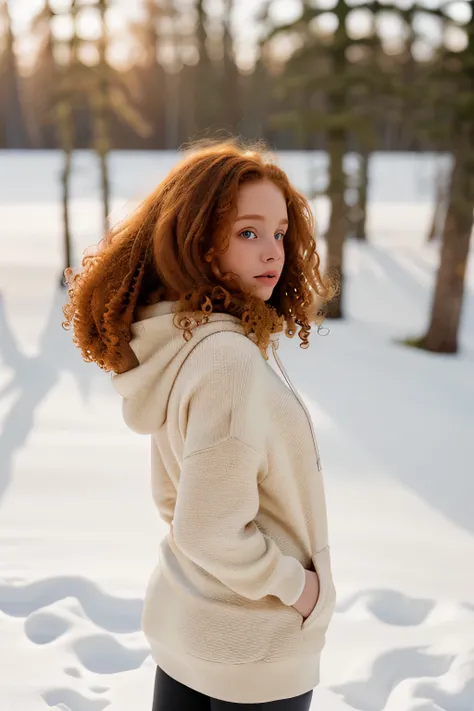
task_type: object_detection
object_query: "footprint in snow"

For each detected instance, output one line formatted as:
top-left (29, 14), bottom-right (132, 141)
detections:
top-left (89, 686), bottom-right (109, 694)
top-left (42, 688), bottom-right (110, 711)
top-left (64, 668), bottom-right (82, 679)
top-left (412, 648), bottom-right (474, 711)
top-left (25, 610), bottom-right (71, 644)
top-left (0, 576), bottom-right (142, 633)
top-left (336, 589), bottom-right (435, 626)
top-left (73, 633), bottom-right (150, 674)
top-left (331, 646), bottom-right (455, 711)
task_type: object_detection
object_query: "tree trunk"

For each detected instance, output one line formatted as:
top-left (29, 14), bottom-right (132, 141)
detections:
top-left (95, 0), bottom-right (111, 231)
top-left (61, 150), bottom-right (73, 284)
top-left (164, 70), bottom-right (180, 149)
top-left (99, 142), bottom-right (110, 230)
top-left (427, 163), bottom-right (449, 243)
top-left (94, 75), bottom-right (111, 231)
top-left (421, 151), bottom-right (473, 353)
top-left (222, 0), bottom-right (240, 132)
top-left (163, 4), bottom-right (180, 149)
top-left (1, 0), bottom-right (29, 148)
top-left (355, 151), bottom-right (369, 241)
top-left (325, 127), bottom-right (347, 318)
top-left (57, 103), bottom-right (74, 285)
top-left (57, 0), bottom-right (78, 285)
top-left (195, 0), bottom-right (215, 133)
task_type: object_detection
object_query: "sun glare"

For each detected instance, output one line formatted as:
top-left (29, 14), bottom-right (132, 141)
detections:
top-left (7, 0), bottom-right (472, 74)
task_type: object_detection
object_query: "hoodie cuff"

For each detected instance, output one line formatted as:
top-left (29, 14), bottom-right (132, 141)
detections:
top-left (275, 556), bottom-right (307, 607)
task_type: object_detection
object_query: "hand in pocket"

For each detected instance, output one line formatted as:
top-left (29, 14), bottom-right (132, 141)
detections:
top-left (292, 569), bottom-right (320, 619)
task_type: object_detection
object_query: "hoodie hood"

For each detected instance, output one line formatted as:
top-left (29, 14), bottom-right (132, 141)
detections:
top-left (111, 301), bottom-right (249, 434)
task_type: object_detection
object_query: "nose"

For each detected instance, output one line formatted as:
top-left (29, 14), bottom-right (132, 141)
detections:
top-left (261, 236), bottom-right (282, 263)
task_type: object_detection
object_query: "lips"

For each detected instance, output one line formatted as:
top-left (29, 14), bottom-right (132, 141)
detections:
top-left (255, 271), bottom-right (278, 279)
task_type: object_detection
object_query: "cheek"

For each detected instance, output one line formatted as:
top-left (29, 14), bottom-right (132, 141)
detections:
top-left (218, 240), bottom-right (244, 275)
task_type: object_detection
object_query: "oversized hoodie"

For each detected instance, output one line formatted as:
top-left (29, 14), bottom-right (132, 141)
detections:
top-left (112, 301), bottom-right (336, 704)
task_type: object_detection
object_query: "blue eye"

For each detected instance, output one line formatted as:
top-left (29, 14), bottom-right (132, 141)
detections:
top-left (275, 232), bottom-right (285, 241)
top-left (241, 229), bottom-right (257, 240)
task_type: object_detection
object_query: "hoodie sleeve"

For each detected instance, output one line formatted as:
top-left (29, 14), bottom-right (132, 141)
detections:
top-left (171, 331), bottom-right (306, 606)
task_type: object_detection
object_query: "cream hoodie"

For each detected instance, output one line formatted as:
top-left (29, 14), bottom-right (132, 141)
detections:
top-left (112, 301), bottom-right (336, 704)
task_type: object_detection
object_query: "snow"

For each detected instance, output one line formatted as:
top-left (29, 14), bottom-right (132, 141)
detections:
top-left (0, 150), bottom-right (473, 711)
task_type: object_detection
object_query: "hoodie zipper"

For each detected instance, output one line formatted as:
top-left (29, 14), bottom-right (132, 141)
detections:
top-left (271, 341), bottom-right (322, 472)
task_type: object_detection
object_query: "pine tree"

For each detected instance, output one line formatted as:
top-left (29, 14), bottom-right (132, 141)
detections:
top-left (266, 0), bottom-right (384, 317)
top-left (419, 9), bottom-right (474, 353)
top-left (221, 0), bottom-right (240, 133)
top-left (63, 0), bottom-right (150, 231)
top-left (0, 0), bottom-right (29, 148)
top-left (53, 0), bottom-right (80, 284)
top-left (26, 0), bottom-right (57, 148)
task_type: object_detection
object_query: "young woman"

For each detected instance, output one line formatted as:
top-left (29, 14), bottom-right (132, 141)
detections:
top-left (63, 141), bottom-right (337, 710)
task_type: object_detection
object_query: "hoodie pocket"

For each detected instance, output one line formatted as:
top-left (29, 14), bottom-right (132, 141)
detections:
top-left (142, 555), bottom-right (303, 665)
top-left (301, 546), bottom-right (336, 645)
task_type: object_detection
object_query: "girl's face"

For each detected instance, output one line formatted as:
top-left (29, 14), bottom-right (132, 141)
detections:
top-left (218, 179), bottom-right (287, 301)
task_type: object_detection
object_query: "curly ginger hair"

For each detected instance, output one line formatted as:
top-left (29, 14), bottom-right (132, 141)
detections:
top-left (62, 140), bottom-right (335, 373)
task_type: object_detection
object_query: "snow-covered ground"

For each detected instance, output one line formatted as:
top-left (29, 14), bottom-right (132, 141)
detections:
top-left (0, 151), bottom-right (473, 711)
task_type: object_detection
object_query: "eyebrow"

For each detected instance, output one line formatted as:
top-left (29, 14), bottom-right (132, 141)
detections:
top-left (235, 214), bottom-right (289, 225)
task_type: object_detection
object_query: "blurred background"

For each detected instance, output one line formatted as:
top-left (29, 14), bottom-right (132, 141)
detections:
top-left (1, 2), bottom-right (474, 710)
top-left (1, 0), bottom-right (473, 344)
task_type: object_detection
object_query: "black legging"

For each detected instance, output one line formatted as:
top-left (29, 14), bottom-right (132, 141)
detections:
top-left (152, 666), bottom-right (313, 710)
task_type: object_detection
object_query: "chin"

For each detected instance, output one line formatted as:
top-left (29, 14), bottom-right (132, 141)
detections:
top-left (243, 280), bottom-right (276, 301)
top-left (254, 286), bottom-right (275, 301)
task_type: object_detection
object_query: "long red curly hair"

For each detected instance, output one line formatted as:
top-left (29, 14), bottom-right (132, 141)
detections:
top-left (62, 140), bottom-right (335, 373)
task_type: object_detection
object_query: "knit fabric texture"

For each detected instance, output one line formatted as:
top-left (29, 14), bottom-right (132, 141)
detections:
top-left (112, 301), bottom-right (336, 704)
